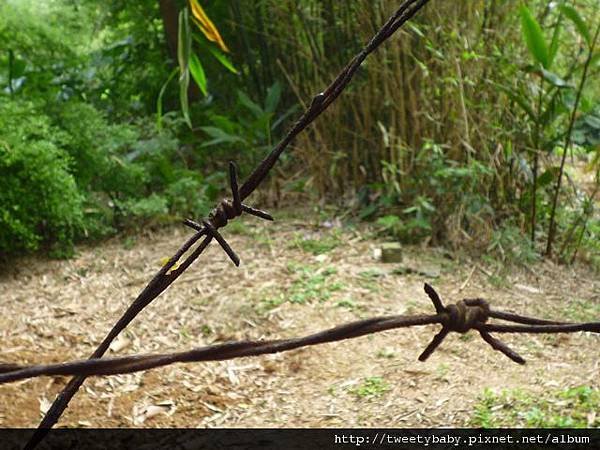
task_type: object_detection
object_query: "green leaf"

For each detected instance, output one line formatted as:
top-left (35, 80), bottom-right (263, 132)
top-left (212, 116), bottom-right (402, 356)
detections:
top-left (537, 166), bottom-right (560, 187)
top-left (207, 46), bottom-right (237, 74)
top-left (583, 115), bottom-right (600, 129)
top-left (540, 68), bottom-right (572, 88)
top-left (519, 5), bottom-right (550, 68)
top-left (192, 34), bottom-right (238, 74)
top-left (199, 126), bottom-right (246, 147)
top-left (560, 4), bottom-right (591, 46)
top-left (237, 90), bottom-right (264, 118)
top-left (178, 7), bottom-right (192, 128)
top-left (548, 13), bottom-right (562, 67)
top-left (494, 83), bottom-right (536, 121)
top-left (189, 53), bottom-right (207, 96)
top-left (156, 68), bottom-right (178, 130)
top-left (264, 82), bottom-right (282, 114)
top-left (376, 215), bottom-right (400, 229)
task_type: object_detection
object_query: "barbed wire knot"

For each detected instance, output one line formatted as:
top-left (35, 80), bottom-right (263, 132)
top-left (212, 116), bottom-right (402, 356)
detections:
top-left (419, 284), bottom-right (525, 364)
top-left (184, 161), bottom-right (273, 266)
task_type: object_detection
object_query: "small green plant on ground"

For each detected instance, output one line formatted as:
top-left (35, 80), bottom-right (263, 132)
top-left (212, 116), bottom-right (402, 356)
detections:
top-left (486, 222), bottom-right (540, 266)
top-left (376, 348), bottom-right (395, 359)
top-left (563, 298), bottom-right (600, 322)
top-left (287, 263), bottom-right (342, 304)
top-left (290, 231), bottom-right (342, 255)
top-left (225, 220), bottom-right (251, 235)
top-left (471, 386), bottom-right (600, 428)
top-left (257, 263), bottom-right (343, 312)
top-left (336, 299), bottom-right (358, 310)
top-left (350, 377), bottom-right (390, 399)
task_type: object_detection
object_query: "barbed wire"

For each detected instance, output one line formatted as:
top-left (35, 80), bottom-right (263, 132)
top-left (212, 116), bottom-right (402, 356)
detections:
top-left (2, 283), bottom-right (599, 384)
top-left (12, 1), bottom-right (432, 448)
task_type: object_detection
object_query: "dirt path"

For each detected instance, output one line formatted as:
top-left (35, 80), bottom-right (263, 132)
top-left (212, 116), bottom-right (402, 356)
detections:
top-left (1, 215), bottom-right (599, 428)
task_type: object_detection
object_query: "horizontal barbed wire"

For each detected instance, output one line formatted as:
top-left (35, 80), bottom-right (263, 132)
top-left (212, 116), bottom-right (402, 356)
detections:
top-left (2, 283), bottom-right (599, 383)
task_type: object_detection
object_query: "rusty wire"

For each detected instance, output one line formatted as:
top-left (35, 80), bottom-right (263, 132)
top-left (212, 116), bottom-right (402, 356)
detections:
top-left (12, 1), bottom-right (432, 448)
top-left (2, 283), bottom-right (600, 384)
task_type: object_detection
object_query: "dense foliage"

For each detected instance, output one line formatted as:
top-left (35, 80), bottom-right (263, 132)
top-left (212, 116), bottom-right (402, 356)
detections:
top-left (0, 0), bottom-right (598, 268)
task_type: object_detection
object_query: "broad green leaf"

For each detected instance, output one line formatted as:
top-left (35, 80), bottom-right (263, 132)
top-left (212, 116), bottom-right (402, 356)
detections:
top-left (237, 90), bottom-right (264, 118)
top-left (189, 53), bottom-right (207, 96)
top-left (264, 82), bottom-right (281, 114)
top-left (178, 8), bottom-right (192, 128)
top-left (560, 4), bottom-right (591, 46)
top-left (519, 5), bottom-right (550, 68)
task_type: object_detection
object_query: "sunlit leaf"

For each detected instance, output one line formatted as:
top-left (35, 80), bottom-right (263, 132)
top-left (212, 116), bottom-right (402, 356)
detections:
top-left (188, 0), bottom-right (229, 53)
top-left (560, 4), bottom-right (591, 46)
top-left (189, 53), bottom-right (207, 96)
top-left (519, 5), bottom-right (549, 68)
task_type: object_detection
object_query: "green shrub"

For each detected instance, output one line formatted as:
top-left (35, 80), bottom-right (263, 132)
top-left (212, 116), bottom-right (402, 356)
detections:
top-left (0, 101), bottom-right (83, 256)
top-left (165, 175), bottom-right (212, 219)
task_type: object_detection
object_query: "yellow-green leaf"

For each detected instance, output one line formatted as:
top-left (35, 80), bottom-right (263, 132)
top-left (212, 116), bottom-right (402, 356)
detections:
top-left (189, 53), bottom-right (207, 96)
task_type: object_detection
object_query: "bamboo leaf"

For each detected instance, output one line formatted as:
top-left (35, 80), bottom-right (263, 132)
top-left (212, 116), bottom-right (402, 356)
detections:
top-left (548, 13), bottom-right (562, 67)
top-left (519, 5), bottom-right (550, 68)
top-left (189, 53), bottom-right (207, 96)
top-left (193, 34), bottom-right (238, 74)
top-left (237, 90), bottom-right (264, 118)
top-left (199, 126), bottom-right (246, 147)
top-left (206, 43), bottom-right (238, 74)
top-left (264, 82), bottom-right (281, 114)
top-left (560, 4), bottom-right (591, 46)
top-left (189, 0), bottom-right (229, 53)
top-left (178, 8), bottom-right (192, 128)
top-left (156, 68), bottom-right (178, 130)
top-left (540, 68), bottom-right (573, 88)
top-left (495, 83), bottom-right (537, 121)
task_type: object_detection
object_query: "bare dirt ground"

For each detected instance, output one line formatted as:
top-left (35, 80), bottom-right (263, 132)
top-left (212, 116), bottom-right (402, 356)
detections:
top-left (0, 213), bottom-right (599, 428)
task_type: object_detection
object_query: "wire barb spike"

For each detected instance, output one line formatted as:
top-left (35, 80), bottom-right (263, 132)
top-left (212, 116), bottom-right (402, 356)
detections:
top-left (202, 220), bottom-right (240, 267)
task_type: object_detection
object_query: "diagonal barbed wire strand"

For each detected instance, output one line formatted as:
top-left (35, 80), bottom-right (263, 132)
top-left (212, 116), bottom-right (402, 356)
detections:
top-left (21, 1), bottom-right (432, 448)
top-left (2, 283), bottom-right (599, 383)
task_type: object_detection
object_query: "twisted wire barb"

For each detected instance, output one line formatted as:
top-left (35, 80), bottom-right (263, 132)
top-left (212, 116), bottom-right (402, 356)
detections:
top-left (2, 284), bottom-right (599, 383)
top-left (21, 1), bottom-right (433, 448)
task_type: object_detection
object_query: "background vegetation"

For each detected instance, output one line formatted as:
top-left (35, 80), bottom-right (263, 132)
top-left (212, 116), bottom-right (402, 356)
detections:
top-left (0, 0), bottom-right (598, 267)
